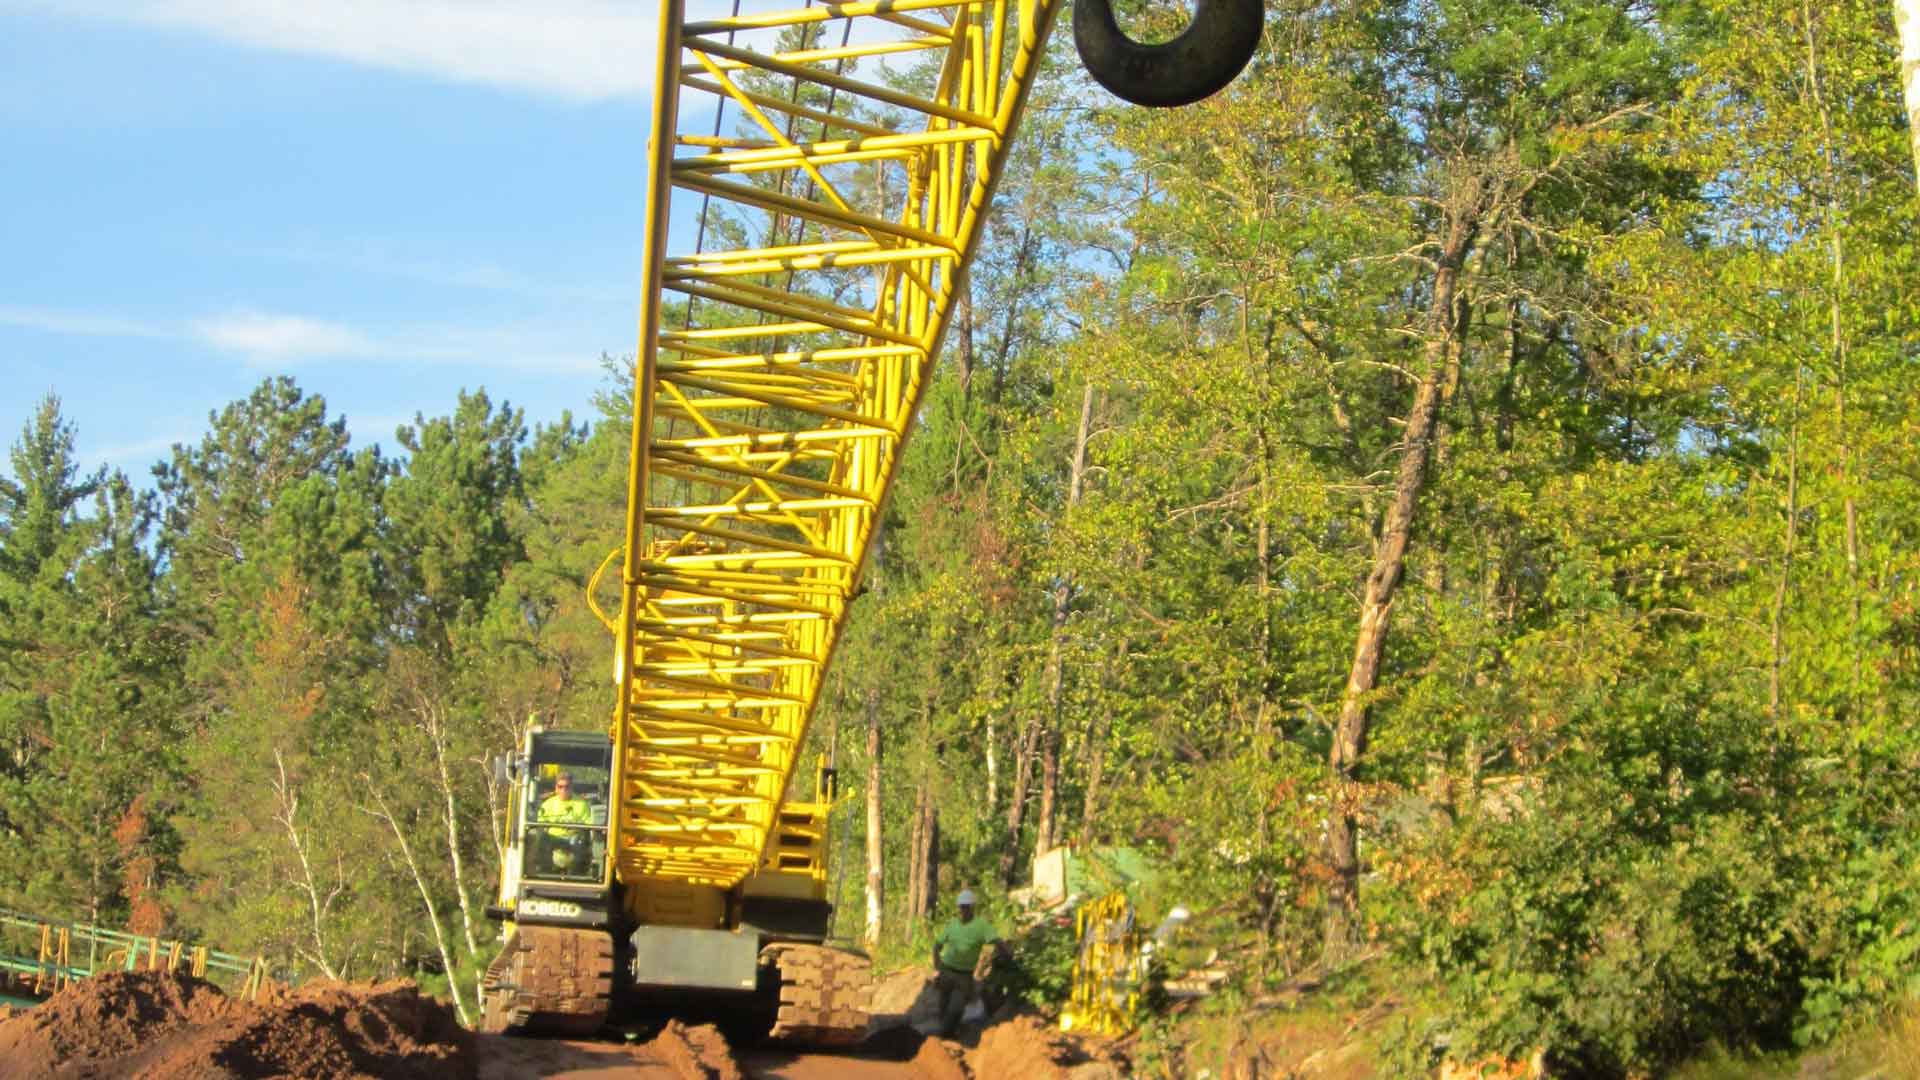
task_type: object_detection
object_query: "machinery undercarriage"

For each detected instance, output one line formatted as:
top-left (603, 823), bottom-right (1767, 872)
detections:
top-left (480, 925), bottom-right (869, 1044)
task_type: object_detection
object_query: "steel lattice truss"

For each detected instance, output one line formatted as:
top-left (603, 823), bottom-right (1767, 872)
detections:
top-left (601, 0), bottom-right (1065, 888)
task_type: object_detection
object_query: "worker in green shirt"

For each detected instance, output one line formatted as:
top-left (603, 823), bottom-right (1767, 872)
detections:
top-left (535, 772), bottom-right (592, 874)
top-left (931, 889), bottom-right (1006, 1035)
top-left (538, 772), bottom-right (591, 827)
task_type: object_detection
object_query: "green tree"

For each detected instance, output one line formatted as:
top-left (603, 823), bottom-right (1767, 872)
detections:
top-left (387, 390), bottom-right (528, 657)
top-left (0, 397), bottom-right (180, 927)
top-left (159, 378), bottom-right (402, 975)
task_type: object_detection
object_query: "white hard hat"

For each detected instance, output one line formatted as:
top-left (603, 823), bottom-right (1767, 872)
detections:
top-left (957, 889), bottom-right (977, 906)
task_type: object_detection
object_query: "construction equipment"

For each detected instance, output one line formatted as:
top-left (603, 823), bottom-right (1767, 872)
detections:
top-left (1061, 893), bottom-right (1142, 1036)
top-left (480, 0), bottom-right (1263, 1044)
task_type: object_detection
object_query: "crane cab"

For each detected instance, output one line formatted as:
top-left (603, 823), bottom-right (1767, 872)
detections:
top-left (493, 728), bottom-right (615, 928)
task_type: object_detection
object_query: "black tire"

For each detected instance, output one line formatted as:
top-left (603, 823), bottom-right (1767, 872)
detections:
top-left (1072, 0), bottom-right (1263, 108)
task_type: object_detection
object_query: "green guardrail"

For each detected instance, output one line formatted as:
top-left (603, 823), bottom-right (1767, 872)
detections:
top-left (0, 905), bottom-right (278, 1002)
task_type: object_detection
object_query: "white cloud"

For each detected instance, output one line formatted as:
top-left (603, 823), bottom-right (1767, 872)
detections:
top-left (15, 0), bottom-right (668, 101)
top-left (195, 311), bottom-right (376, 360)
top-left (192, 309), bottom-right (614, 372)
top-left (2, 299), bottom-right (615, 372)
top-left (0, 304), bottom-right (171, 339)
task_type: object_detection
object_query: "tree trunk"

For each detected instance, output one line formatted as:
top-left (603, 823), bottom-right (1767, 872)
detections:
top-left (1803, 4), bottom-right (1864, 701)
top-left (1247, 287), bottom-right (1280, 742)
top-left (1420, 300), bottom-right (1470, 598)
top-left (1325, 195), bottom-right (1483, 950)
top-left (908, 690), bottom-right (941, 922)
top-left (957, 288), bottom-right (976, 401)
top-left (88, 852), bottom-right (102, 936)
top-left (424, 704), bottom-right (482, 962)
top-left (985, 640), bottom-right (1002, 813)
top-left (823, 691), bottom-right (845, 939)
top-left (481, 751), bottom-right (506, 871)
top-left (906, 783), bottom-right (926, 922)
top-left (1077, 707), bottom-right (1110, 852)
top-left (864, 687), bottom-right (884, 950)
top-left (998, 718), bottom-right (1039, 886)
top-left (1035, 383), bottom-right (1097, 857)
top-left (1256, 423), bottom-right (1274, 740)
top-left (1896, 0), bottom-right (1920, 193)
top-left (367, 787), bottom-right (472, 1027)
top-left (905, 785), bottom-right (941, 921)
top-left (985, 709), bottom-right (998, 813)
top-left (1770, 370), bottom-right (1804, 721)
top-left (922, 803), bottom-right (940, 920)
top-left (987, 229), bottom-right (1038, 412)
top-left (272, 748), bottom-right (341, 980)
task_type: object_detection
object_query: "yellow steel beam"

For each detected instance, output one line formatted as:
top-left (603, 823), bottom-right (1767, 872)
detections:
top-left (706, 35), bottom-right (949, 72)
top-left (681, 0), bottom-right (983, 36)
top-left (611, 0), bottom-right (1067, 889)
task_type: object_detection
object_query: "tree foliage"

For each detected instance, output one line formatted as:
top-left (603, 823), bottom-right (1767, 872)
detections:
top-left (4, 0), bottom-right (1919, 1070)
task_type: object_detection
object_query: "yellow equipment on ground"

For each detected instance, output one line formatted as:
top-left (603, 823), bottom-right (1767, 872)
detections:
top-left (1061, 892), bottom-right (1144, 1035)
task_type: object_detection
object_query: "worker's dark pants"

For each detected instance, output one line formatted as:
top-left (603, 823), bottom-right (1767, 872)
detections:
top-left (530, 830), bottom-right (577, 876)
top-left (935, 967), bottom-right (974, 1034)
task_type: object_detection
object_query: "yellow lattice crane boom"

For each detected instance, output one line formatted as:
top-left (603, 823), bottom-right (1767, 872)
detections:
top-left (614, 0), bottom-right (1074, 893)
top-left (481, 0), bottom-right (1261, 1041)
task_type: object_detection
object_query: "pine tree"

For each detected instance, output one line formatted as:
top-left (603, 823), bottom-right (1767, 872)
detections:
top-left (0, 397), bottom-right (179, 926)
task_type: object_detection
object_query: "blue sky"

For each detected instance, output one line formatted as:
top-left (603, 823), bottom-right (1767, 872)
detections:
top-left (1, 1), bottom-right (675, 484)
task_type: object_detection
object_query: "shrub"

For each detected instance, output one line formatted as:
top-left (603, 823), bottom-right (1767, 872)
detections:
top-left (1378, 771), bottom-right (1808, 1074)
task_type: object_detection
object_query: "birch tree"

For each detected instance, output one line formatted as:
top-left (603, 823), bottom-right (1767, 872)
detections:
top-left (862, 687), bottom-right (884, 950)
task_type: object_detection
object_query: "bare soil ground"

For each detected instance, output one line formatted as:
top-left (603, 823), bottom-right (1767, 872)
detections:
top-left (0, 970), bottom-right (472, 1079)
top-left (476, 1033), bottom-right (968, 1080)
top-left (475, 1021), bottom-right (749, 1080)
top-left (0, 970), bottom-right (1127, 1079)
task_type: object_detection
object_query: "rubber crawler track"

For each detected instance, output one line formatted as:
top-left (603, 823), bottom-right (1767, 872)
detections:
top-left (479, 925), bottom-right (614, 1036)
top-left (764, 943), bottom-right (872, 1046)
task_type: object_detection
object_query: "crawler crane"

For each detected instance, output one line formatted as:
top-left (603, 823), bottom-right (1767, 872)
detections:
top-left (480, 0), bottom-right (1262, 1042)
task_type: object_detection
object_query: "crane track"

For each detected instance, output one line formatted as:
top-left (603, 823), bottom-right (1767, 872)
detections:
top-left (479, 925), bottom-right (614, 1036)
top-left (482, 932), bottom-right (869, 1046)
top-left (765, 943), bottom-right (872, 1046)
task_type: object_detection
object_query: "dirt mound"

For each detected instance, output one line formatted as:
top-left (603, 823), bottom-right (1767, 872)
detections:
top-left (968, 1015), bottom-right (1125, 1080)
top-left (0, 969), bottom-right (234, 1074)
top-left (0, 970), bottom-right (474, 1079)
top-left (908, 1036), bottom-right (971, 1080)
top-left (641, 1019), bottom-right (744, 1080)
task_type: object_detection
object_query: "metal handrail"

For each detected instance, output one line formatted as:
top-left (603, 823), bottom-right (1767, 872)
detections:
top-left (0, 905), bottom-right (280, 1001)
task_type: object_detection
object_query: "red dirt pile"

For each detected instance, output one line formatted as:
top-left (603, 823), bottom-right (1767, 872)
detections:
top-left (907, 1035), bottom-right (971, 1080)
top-left (0, 970), bottom-right (474, 1079)
top-left (640, 1018), bottom-right (744, 1080)
top-left (967, 1015), bottom-right (1126, 1080)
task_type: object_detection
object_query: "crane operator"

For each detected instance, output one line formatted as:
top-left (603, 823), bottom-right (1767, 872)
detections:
top-left (536, 771), bottom-right (592, 873)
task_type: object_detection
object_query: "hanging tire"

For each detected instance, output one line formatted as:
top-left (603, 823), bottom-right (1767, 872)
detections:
top-left (1073, 0), bottom-right (1263, 107)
